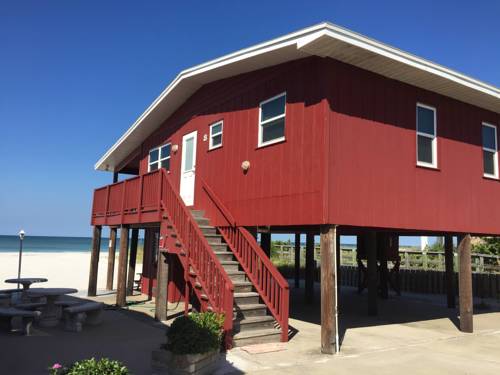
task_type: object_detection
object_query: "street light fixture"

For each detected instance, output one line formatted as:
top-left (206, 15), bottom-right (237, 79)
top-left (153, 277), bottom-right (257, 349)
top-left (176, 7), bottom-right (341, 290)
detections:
top-left (17, 230), bottom-right (25, 289)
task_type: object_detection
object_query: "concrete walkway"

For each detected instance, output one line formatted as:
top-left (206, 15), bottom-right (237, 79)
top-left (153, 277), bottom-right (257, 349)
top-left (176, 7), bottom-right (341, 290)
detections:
top-left (0, 286), bottom-right (498, 374)
top-left (218, 284), bottom-right (500, 374)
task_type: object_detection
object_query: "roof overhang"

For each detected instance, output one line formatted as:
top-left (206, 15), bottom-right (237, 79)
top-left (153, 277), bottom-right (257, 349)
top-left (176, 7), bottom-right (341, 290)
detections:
top-left (95, 22), bottom-right (500, 172)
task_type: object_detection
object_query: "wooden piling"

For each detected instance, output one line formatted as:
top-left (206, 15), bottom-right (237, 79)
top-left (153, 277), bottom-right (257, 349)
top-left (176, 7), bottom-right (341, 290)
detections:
top-left (294, 233), bottom-right (301, 288)
top-left (366, 231), bottom-right (378, 316)
top-left (320, 225), bottom-right (339, 354)
top-left (155, 250), bottom-right (169, 321)
top-left (106, 227), bottom-right (117, 291)
top-left (458, 234), bottom-right (473, 333)
top-left (305, 232), bottom-right (315, 304)
top-left (126, 228), bottom-right (139, 296)
top-left (116, 226), bottom-right (129, 307)
top-left (87, 225), bottom-right (102, 297)
top-left (261, 232), bottom-right (271, 258)
top-left (444, 234), bottom-right (455, 308)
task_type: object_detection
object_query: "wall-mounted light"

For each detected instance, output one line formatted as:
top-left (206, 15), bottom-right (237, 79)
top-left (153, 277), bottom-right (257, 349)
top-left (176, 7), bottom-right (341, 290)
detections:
top-left (241, 160), bottom-right (250, 174)
top-left (172, 144), bottom-right (179, 153)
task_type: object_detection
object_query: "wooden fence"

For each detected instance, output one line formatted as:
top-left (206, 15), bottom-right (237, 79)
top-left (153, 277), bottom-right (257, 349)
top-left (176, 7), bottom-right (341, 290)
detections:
top-left (276, 264), bottom-right (500, 299)
top-left (273, 245), bottom-right (500, 274)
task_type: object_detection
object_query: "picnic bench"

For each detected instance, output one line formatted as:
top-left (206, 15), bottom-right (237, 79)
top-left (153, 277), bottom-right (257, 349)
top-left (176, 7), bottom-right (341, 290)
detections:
top-left (63, 302), bottom-right (104, 332)
top-left (0, 307), bottom-right (41, 335)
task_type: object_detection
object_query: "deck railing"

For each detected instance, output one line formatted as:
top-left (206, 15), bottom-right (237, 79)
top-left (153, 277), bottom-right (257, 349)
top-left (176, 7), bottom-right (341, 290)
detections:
top-left (91, 171), bottom-right (163, 225)
top-left (201, 179), bottom-right (289, 342)
top-left (91, 170), bottom-right (234, 346)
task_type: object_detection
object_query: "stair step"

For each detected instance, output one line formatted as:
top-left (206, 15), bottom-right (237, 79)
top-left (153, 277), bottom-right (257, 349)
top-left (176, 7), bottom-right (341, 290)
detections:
top-left (191, 210), bottom-right (205, 218)
top-left (233, 303), bottom-right (267, 318)
top-left (194, 217), bottom-right (210, 226)
top-left (199, 225), bottom-right (217, 235)
top-left (234, 292), bottom-right (260, 305)
top-left (210, 243), bottom-right (228, 252)
top-left (204, 234), bottom-right (223, 244)
top-left (220, 261), bottom-right (239, 272)
top-left (233, 315), bottom-right (276, 333)
top-left (213, 251), bottom-right (234, 262)
top-left (227, 271), bottom-right (248, 282)
top-left (233, 328), bottom-right (281, 347)
top-left (233, 281), bottom-right (253, 293)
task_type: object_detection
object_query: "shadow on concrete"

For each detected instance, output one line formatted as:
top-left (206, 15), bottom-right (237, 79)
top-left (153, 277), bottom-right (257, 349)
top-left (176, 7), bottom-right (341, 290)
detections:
top-left (287, 281), bottom-right (500, 346)
top-left (0, 293), bottom-right (242, 375)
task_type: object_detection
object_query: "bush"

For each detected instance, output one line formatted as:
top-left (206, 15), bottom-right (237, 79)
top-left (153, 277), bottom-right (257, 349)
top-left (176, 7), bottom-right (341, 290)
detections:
top-left (165, 312), bottom-right (225, 355)
top-left (48, 358), bottom-right (129, 375)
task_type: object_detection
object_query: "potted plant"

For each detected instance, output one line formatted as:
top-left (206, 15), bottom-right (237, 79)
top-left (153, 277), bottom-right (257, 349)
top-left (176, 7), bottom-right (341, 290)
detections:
top-left (152, 312), bottom-right (225, 375)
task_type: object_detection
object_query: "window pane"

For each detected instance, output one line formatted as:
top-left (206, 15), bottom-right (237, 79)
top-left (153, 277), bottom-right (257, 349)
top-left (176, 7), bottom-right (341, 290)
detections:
top-left (482, 125), bottom-right (496, 150)
top-left (160, 144), bottom-right (171, 159)
top-left (212, 134), bottom-right (222, 147)
top-left (483, 150), bottom-right (495, 176)
top-left (262, 118), bottom-right (285, 143)
top-left (211, 123), bottom-right (222, 135)
top-left (261, 95), bottom-right (286, 122)
top-left (417, 106), bottom-right (435, 135)
top-left (149, 162), bottom-right (159, 171)
top-left (417, 135), bottom-right (433, 164)
top-left (149, 149), bottom-right (159, 163)
top-left (161, 159), bottom-right (170, 171)
top-left (184, 137), bottom-right (194, 171)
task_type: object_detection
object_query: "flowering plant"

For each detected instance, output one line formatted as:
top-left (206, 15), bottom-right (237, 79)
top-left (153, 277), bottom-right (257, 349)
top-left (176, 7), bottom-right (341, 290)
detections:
top-left (48, 358), bottom-right (129, 374)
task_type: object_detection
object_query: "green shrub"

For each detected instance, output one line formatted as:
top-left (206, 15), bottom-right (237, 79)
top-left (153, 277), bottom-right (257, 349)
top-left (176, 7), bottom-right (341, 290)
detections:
top-left (166, 312), bottom-right (225, 354)
top-left (48, 358), bottom-right (129, 375)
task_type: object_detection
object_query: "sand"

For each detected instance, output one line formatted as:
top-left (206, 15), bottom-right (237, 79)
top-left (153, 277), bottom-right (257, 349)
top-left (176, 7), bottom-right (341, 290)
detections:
top-left (0, 252), bottom-right (142, 296)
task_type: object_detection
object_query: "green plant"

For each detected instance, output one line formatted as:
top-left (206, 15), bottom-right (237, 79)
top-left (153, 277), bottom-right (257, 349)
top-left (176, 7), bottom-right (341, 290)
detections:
top-left (165, 312), bottom-right (225, 354)
top-left (472, 237), bottom-right (500, 256)
top-left (48, 358), bottom-right (129, 375)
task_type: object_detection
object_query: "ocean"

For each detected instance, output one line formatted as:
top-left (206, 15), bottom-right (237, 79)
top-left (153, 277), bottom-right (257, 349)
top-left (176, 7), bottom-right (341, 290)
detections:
top-left (0, 235), bottom-right (143, 253)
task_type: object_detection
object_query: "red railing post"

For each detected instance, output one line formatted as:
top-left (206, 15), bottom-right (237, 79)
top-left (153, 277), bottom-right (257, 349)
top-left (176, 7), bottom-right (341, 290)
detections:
top-left (104, 185), bottom-right (110, 225)
top-left (120, 180), bottom-right (127, 223)
top-left (138, 174), bottom-right (144, 222)
top-left (158, 170), bottom-right (163, 219)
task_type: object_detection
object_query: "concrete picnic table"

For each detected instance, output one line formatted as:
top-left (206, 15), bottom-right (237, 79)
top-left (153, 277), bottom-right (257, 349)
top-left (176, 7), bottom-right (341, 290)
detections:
top-left (5, 278), bottom-right (48, 290)
top-left (26, 288), bottom-right (78, 327)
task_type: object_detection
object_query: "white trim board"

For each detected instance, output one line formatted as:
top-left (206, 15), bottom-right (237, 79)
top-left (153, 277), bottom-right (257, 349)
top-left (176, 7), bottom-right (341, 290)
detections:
top-left (95, 22), bottom-right (500, 172)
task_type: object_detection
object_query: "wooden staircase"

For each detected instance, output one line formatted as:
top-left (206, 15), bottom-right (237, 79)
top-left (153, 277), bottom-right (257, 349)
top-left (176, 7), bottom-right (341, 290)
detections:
top-left (91, 168), bottom-right (288, 347)
top-left (190, 209), bottom-right (282, 346)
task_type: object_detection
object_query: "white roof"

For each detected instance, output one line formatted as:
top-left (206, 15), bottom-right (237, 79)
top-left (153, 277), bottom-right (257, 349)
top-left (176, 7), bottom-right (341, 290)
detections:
top-left (96, 22), bottom-right (500, 171)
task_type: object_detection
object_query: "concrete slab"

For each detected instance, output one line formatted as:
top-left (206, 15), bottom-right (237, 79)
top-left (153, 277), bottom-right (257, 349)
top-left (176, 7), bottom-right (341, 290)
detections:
top-left (217, 284), bottom-right (500, 375)
top-left (0, 284), bottom-right (499, 374)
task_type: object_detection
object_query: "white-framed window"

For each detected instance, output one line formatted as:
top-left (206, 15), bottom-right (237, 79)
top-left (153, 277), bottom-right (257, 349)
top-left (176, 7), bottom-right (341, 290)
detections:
top-left (416, 103), bottom-right (437, 168)
top-left (482, 122), bottom-right (498, 179)
top-left (258, 92), bottom-right (286, 147)
top-left (148, 143), bottom-right (171, 172)
top-left (209, 120), bottom-right (223, 150)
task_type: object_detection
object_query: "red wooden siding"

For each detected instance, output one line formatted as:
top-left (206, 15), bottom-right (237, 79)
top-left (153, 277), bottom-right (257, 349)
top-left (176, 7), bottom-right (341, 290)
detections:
top-left (117, 56), bottom-right (500, 235)
top-left (325, 58), bottom-right (500, 235)
top-left (135, 57), bottom-right (328, 227)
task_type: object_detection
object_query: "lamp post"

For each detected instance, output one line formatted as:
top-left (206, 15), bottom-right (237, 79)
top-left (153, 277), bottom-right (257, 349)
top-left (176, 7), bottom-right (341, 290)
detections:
top-left (17, 230), bottom-right (25, 289)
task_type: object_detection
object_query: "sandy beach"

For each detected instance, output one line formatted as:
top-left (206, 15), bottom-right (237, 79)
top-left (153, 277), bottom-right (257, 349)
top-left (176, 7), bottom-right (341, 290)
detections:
top-left (0, 252), bottom-right (142, 296)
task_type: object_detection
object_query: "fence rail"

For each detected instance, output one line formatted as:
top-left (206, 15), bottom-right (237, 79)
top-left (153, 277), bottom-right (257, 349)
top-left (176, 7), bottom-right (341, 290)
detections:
top-left (273, 245), bottom-right (500, 274)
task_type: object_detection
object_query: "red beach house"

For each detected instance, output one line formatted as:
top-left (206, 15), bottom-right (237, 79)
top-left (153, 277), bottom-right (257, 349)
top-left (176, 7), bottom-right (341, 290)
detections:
top-left (88, 22), bottom-right (500, 351)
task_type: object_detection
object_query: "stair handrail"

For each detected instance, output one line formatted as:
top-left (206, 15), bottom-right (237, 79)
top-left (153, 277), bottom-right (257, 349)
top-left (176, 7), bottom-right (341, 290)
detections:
top-left (200, 179), bottom-right (289, 342)
top-left (159, 169), bottom-right (234, 346)
top-left (200, 178), bottom-right (236, 227)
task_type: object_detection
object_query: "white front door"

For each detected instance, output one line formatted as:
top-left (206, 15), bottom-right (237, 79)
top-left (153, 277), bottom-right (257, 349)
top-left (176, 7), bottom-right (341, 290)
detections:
top-left (180, 131), bottom-right (197, 206)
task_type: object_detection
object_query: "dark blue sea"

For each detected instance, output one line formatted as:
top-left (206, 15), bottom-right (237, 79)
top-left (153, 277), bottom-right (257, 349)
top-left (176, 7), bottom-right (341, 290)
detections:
top-left (0, 235), bottom-right (143, 253)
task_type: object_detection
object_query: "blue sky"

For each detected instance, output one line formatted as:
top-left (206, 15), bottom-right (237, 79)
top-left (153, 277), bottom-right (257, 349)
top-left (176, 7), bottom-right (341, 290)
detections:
top-left (1, 1), bottom-right (499, 239)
